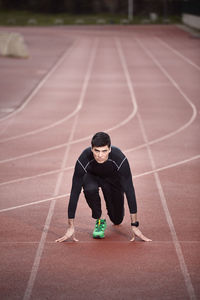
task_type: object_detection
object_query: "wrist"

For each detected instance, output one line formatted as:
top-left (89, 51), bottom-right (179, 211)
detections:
top-left (130, 213), bottom-right (137, 223)
top-left (131, 221), bottom-right (139, 227)
top-left (68, 218), bottom-right (74, 227)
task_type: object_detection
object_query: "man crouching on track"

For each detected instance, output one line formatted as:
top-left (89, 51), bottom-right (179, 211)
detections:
top-left (56, 132), bottom-right (151, 242)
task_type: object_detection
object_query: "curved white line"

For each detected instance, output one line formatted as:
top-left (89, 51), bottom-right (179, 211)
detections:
top-left (0, 194), bottom-right (68, 213)
top-left (0, 35), bottom-right (197, 172)
top-left (0, 141), bottom-right (68, 164)
top-left (122, 37), bottom-right (197, 154)
top-left (22, 38), bottom-right (99, 300)
top-left (136, 38), bottom-right (197, 119)
top-left (0, 39), bottom-right (98, 144)
top-left (131, 36), bottom-right (198, 298)
top-left (0, 153), bottom-right (199, 187)
top-left (0, 36), bottom-right (197, 166)
top-left (0, 166), bottom-right (74, 187)
top-left (0, 36), bottom-right (138, 144)
top-left (1, 94), bottom-right (194, 163)
top-left (0, 39), bottom-right (78, 124)
top-left (133, 154), bottom-right (200, 179)
top-left (156, 37), bottom-right (200, 72)
top-left (0, 30), bottom-right (198, 299)
top-left (0, 37), bottom-right (138, 164)
top-left (123, 103), bottom-right (196, 153)
top-left (137, 112), bottom-right (196, 300)
top-left (0, 105), bottom-right (82, 143)
top-left (0, 154), bottom-right (199, 212)
top-left (1, 241), bottom-right (200, 245)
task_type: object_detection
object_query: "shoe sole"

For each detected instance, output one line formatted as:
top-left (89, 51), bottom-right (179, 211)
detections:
top-left (93, 234), bottom-right (105, 239)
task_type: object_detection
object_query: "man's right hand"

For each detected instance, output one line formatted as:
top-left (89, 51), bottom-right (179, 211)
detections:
top-left (55, 227), bottom-right (78, 242)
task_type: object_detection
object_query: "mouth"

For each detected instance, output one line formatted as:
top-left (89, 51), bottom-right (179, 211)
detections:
top-left (96, 158), bottom-right (105, 163)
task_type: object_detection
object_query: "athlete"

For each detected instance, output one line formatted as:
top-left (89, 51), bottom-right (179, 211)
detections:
top-left (56, 132), bottom-right (151, 242)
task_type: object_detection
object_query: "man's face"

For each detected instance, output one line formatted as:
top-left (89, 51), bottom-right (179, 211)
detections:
top-left (91, 145), bottom-right (111, 164)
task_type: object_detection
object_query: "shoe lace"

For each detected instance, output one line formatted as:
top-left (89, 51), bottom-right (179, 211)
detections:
top-left (95, 219), bottom-right (105, 231)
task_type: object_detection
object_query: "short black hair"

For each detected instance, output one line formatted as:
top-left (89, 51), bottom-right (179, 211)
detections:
top-left (91, 132), bottom-right (111, 148)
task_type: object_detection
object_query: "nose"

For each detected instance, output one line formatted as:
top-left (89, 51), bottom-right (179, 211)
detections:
top-left (98, 151), bottom-right (103, 157)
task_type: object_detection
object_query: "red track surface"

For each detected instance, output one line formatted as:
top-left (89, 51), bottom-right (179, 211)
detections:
top-left (0, 25), bottom-right (199, 300)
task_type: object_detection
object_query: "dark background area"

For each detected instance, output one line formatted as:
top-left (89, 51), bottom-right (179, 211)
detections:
top-left (0, 0), bottom-right (198, 16)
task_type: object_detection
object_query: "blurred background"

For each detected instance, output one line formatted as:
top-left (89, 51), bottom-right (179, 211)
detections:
top-left (0, 0), bottom-right (199, 26)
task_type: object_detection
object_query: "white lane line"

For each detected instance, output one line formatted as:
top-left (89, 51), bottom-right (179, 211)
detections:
top-left (0, 150), bottom-right (199, 188)
top-left (0, 38), bottom-right (197, 166)
top-left (0, 40), bottom-right (78, 124)
top-left (136, 38), bottom-right (197, 124)
top-left (0, 36), bottom-right (138, 164)
top-left (0, 35), bottom-right (198, 219)
top-left (0, 35), bottom-right (137, 145)
top-left (0, 98), bottom-right (197, 164)
top-left (135, 39), bottom-right (196, 299)
top-left (122, 38), bottom-right (197, 152)
top-left (0, 36), bottom-right (198, 179)
top-left (0, 102), bottom-right (84, 143)
top-left (0, 84), bottom-right (169, 143)
top-left (0, 36), bottom-right (138, 153)
top-left (156, 37), bottom-right (200, 72)
top-left (0, 142), bottom-right (69, 164)
top-left (1, 95), bottom-right (195, 164)
top-left (0, 166), bottom-right (74, 186)
top-left (23, 39), bottom-right (98, 300)
top-left (56, 37), bottom-right (139, 142)
top-left (137, 37), bottom-right (198, 119)
top-left (137, 112), bottom-right (196, 300)
top-left (117, 36), bottom-right (196, 299)
top-left (1, 34), bottom-right (198, 165)
top-left (23, 117), bottom-right (78, 300)
top-left (0, 154), bottom-right (199, 213)
top-left (106, 37), bottom-right (138, 132)
top-left (1, 241), bottom-right (200, 245)
top-left (132, 154), bottom-right (200, 178)
top-left (0, 194), bottom-right (69, 213)
top-left (0, 40), bottom-right (94, 144)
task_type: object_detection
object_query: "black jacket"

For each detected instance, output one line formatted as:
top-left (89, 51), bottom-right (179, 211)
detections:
top-left (68, 146), bottom-right (137, 218)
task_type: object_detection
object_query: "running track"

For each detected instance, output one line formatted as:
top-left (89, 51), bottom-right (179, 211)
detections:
top-left (0, 25), bottom-right (199, 300)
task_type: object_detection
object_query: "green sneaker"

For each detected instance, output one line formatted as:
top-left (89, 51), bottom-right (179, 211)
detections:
top-left (93, 219), bottom-right (107, 239)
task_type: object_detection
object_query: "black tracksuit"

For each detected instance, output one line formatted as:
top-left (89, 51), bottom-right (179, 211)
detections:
top-left (68, 146), bottom-right (137, 224)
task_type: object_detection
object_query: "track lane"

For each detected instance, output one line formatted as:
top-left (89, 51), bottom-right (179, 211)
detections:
top-left (23, 38), bottom-right (99, 300)
top-left (0, 25), bottom-right (199, 300)
top-left (155, 37), bottom-right (200, 71)
top-left (33, 26), bottom-right (199, 299)
top-left (0, 39), bottom-right (76, 122)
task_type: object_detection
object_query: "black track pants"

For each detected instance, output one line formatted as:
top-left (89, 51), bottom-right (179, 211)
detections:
top-left (83, 173), bottom-right (124, 225)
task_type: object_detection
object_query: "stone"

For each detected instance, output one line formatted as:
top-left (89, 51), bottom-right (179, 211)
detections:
top-left (0, 32), bottom-right (29, 58)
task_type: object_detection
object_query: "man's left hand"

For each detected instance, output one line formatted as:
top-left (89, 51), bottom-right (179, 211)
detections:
top-left (130, 227), bottom-right (152, 242)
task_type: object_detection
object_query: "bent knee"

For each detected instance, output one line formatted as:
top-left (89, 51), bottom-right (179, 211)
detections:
top-left (113, 219), bottom-right (123, 225)
top-left (109, 215), bottom-right (124, 225)
top-left (83, 187), bottom-right (99, 196)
